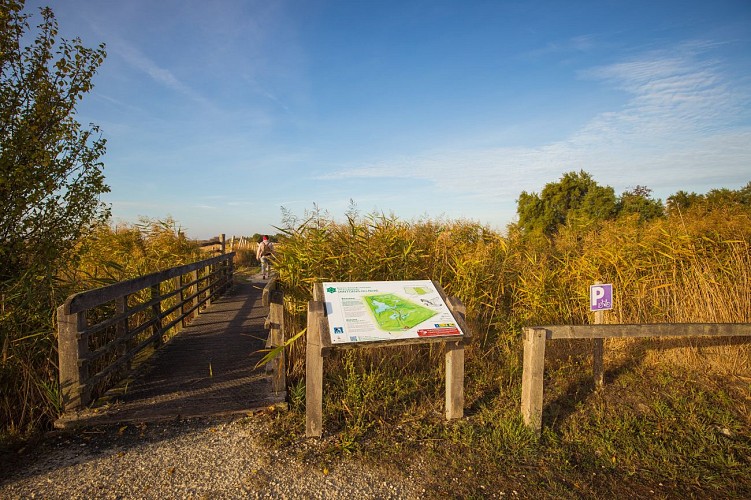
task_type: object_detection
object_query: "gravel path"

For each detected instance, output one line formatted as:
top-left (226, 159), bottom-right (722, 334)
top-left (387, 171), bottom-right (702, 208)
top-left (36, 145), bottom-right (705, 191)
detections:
top-left (0, 414), bottom-right (425, 499)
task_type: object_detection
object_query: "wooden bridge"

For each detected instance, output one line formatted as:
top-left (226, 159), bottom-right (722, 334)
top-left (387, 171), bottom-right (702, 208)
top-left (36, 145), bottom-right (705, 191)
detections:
top-left (55, 252), bottom-right (285, 428)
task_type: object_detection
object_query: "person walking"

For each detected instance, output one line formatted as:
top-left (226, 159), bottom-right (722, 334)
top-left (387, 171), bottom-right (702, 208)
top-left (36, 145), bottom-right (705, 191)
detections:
top-left (256, 235), bottom-right (274, 279)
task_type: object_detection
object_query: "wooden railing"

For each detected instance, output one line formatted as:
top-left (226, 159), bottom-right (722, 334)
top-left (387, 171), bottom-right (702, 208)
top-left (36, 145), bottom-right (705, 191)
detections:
top-left (57, 253), bottom-right (235, 412)
top-left (521, 323), bottom-right (751, 434)
top-left (198, 233), bottom-right (227, 254)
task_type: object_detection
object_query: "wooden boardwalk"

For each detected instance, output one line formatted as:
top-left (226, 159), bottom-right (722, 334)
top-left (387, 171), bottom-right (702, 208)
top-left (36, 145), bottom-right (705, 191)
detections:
top-left (57, 278), bottom-right (285, 428)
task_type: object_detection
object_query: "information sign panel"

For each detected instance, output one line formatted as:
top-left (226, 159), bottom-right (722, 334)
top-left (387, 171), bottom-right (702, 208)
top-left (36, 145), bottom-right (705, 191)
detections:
top-left (590, 284), bottom-right (613, 311)
top-left (323, 280), bottom-right (465, 344)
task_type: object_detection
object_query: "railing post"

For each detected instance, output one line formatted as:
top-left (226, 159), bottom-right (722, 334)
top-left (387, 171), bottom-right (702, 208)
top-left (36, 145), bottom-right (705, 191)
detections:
top-left (180, 274), bottom-right (189, 327)
top-left (220, 233), bottom-right (226, 255)
top-left (116, 295), bottom-right (130, 370)
top-left (191, 269), bottom-right (200, 316)
top-left (151, 283), bottom-right (163, 346)
top-left (204, 265), bottom-right (212, 309)
top-left (521, 327), bottom-right (546, 435)
top-left (57, 304), bottom-right (90, 411)
top-left (227, 254), bottom-right (234, 291)
top-left (269, 289), bottom-right (286, 394)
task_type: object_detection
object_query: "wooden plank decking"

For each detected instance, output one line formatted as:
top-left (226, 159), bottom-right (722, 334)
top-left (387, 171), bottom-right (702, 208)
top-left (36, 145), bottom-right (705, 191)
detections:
top-left (56, 278), bottom-right (285, 428)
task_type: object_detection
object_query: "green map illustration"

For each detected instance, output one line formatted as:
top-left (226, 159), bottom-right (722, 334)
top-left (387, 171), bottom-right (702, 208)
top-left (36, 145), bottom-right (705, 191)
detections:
top-left (363, 293), bottom-right (437, 331)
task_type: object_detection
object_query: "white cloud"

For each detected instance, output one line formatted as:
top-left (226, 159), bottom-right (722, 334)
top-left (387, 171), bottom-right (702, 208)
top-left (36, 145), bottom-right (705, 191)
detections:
top-left (320, 41), bottom-right (751, 205)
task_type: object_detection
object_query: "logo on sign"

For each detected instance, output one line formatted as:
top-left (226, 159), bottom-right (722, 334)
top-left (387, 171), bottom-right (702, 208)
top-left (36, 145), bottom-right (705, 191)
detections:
top-left (590, 284), bottom-right (613, 311)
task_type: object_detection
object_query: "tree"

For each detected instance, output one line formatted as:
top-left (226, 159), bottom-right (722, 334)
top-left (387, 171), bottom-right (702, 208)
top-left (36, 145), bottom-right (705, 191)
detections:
top-left (516, 170), bottom-right (616, 235)
top-left (0, 0), bottom-right (108, 284)
top-left (616, 185), bottom-right (664, 222)
top-left (704, 183), bottom-right (751, 208)
top-left (666, 190), bottom-right (703, 213)
top-left (666, 182), bottom-right (751, 214)
top-left (0, 0), bottom-right (107, 433)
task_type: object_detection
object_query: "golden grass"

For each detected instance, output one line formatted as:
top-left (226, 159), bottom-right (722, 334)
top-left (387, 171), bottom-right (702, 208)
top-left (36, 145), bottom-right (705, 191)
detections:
top-left (272, 204), bottom-right (751, 388)
top-left (262, 204), bottom-right (751, 496)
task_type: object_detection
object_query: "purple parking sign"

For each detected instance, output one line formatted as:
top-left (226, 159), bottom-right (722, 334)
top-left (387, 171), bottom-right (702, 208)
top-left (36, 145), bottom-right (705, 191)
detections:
top-left (590, 284), bottom-right (613, 311)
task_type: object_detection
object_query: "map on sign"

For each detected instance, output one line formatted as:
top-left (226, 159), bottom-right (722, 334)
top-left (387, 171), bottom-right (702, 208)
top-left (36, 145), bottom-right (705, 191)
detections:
top-left (323, 280), bottom-right (464, 344)
top-left (363, 293), bottom-right (437, 331)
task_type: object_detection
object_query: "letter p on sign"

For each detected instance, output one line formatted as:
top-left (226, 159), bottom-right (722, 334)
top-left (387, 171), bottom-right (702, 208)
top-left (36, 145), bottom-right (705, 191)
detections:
top-left (590, 284), bottom-right (613, 311)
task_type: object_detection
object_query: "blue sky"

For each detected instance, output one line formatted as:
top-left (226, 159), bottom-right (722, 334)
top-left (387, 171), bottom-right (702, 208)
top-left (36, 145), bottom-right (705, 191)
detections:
top-left (30, 0), bottom-right (751, 239)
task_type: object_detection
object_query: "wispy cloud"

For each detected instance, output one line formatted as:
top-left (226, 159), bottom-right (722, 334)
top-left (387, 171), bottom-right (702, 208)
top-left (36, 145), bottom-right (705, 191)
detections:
top-left (523, 34), bottom-right (599, 59)
top-left (110, 39), bottom-right (215, 110)
top-left (319, 41), bottom-right (751, 208)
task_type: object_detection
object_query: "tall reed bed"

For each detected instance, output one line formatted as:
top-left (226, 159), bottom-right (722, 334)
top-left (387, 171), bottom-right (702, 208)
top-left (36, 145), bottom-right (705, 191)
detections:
top-left (515, 207), bottom-right (751, 327)
top-left (273, 212), bottom-right (507, 377)
top-left (271, 204), bottom-right (751, 461)
top-left (510, 206), bottom-right (751, 374)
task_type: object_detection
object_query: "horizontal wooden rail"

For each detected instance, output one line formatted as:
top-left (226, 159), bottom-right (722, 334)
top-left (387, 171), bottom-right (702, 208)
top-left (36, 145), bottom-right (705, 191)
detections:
top-left (533, 323), bottom-right (751, 339)
top-left (57, 252), bottom-right (235, 412)
top-left (61, 253), bottom-right (231, 315)
top-left (521, 323), bottom-right (751, 434)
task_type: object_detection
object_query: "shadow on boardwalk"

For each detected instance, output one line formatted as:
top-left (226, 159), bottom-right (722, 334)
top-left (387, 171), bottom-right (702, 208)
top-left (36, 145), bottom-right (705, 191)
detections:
top-left (57, 278), bottom-right (285, 428)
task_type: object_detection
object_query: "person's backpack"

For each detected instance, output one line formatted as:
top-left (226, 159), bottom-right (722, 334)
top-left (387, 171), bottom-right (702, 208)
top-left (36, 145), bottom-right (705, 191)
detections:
top-left (262, 241), bottom-right (273, 256)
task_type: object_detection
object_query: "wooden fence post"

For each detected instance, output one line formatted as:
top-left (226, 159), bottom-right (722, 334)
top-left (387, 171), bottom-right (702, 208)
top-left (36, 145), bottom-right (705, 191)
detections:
top-left (521, 327), bottom-right (546, 434)
top-left (57, 305), bottom-right (90, 411)
top-left (306, 300), bottom-right (324, 437)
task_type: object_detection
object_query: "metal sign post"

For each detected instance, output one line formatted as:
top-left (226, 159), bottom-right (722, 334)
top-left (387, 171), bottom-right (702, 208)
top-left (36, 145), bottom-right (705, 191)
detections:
top-left (590, 282), bottom-right (613, 388)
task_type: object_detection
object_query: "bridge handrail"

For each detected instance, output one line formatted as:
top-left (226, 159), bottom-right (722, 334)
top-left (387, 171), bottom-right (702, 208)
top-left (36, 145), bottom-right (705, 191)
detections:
top-left (61, 253), bottom-right (232, 314)
top-left (57, 252), bottom-right (235, 412)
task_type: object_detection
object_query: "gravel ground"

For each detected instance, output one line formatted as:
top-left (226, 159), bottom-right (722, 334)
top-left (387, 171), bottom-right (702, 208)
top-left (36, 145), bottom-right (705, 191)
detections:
top-left (0, 414), bottom-right (425, 499)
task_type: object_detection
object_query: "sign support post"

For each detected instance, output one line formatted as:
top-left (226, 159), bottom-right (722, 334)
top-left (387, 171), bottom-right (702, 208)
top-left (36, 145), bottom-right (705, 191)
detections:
top-left (305, 299), bottom-right (325, 438)
top-left (590, 281), bottom-right (613, 389)
top-left (593, 311), bottom-right (604, 389)
top-left (445, 296), bottom-right (466, 420)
